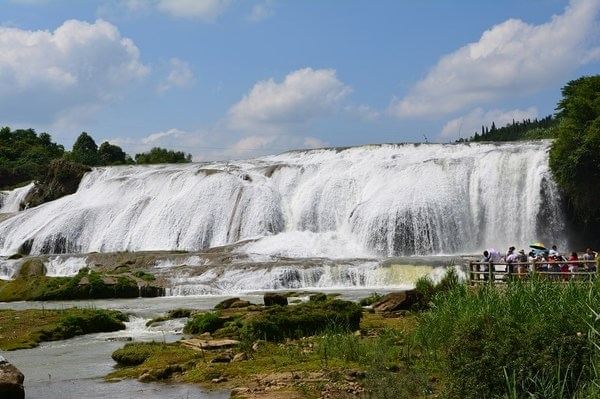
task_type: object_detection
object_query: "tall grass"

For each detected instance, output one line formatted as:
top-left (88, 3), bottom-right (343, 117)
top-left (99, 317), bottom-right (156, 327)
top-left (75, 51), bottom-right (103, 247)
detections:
top-left (416, 277), bottom-right (600, 398)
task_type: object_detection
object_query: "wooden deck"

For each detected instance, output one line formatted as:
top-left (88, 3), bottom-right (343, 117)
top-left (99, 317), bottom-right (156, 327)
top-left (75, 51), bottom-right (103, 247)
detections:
top-left (467, 259), bottom-right (597, 284)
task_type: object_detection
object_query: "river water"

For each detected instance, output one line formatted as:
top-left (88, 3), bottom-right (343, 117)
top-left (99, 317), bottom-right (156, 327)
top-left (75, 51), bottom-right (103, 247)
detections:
top-left (0, 291), bottom-right (387, 398)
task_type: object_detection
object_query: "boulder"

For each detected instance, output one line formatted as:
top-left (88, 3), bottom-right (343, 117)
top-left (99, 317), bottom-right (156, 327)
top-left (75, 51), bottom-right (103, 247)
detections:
top-left (16, 259), bottom-right (45, 278)
top-left (232, 352), bottom-right (248, 362)
top-left (210, 354), bottom-right (232, 363)
top-left (264, 292), bottom-right (288, 307)
top-left (371, 291), bottom-right (419, 313)
top-left (215, 297), bottom-right (251, 310)
top-left (181, 338), bottom-right (240, 351)
top-left (0, 358), bottom-right (25, 399)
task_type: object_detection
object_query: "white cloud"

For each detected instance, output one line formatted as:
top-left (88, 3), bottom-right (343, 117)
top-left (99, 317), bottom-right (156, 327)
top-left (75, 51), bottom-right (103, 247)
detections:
top-left (440, 107), bottom-right (539, 140)
top-left (228, 67), bottom-right (351, 134)
top-left (0, 19), bottom-right (148, 126)
top-left (157, 58), bottom-right (196, 92)
top-left (390, 0), bottom-right (600, 118)
top-left (156, 0), bottom-right (231, 21)
top-left (248, 0), bottom-right (275, 22)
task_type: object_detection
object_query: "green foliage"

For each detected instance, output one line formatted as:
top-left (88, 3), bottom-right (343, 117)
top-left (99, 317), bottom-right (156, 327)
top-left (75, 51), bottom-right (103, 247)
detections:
top-left (549, 75), bottom-right (600, 225)
top-left (241, 299), bottom-right (362, 342)
top-left (135, 147), bottom-right (192, 164)
top-left (0, 127), bottom-right (64, 189)
top-left (183, 312), bottom-right (225, 334)
top-left (98, 141), bottom-right (130, 165)
top-left (133, 270), bottom-right (156, 281)
top-left (413, 267), bottom-right (461, 310)
top-left (458, 115), bottom-right (557, 143)
top-left (415, 278), bottom-right (600, 399)
top-left (70, 132), bottom-right (101, 166)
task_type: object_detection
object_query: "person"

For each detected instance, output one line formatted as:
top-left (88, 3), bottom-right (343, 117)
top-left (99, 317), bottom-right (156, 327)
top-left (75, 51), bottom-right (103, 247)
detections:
top-left (568, 251), bottom-right (580, 277)
top-left (583, 248), bottom-right (597, 273)
top-left (515, 249), bottom-right (528, 277)
top-left (505, 246), bottom-right (516, 274)
top-left (549, 244), bottom-right (560, 257)
top-left (480, 249), bottom-right (501, 280)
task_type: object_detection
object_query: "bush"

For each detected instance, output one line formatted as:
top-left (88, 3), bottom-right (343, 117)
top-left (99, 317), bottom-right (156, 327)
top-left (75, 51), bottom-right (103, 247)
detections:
top-left (413, 267), bottom-right (461, 310)
top-left (39, 309), bottom-right (126, 342)
top-left (241, 299), bottom-right (362, 342)
top-left (358, 293), bottom-right (384, 307)
top-left (183, 312), bottom-right (225, 335)
top-left (416, 278), bottom-right (600, 398)
top-left (112, 342), bottom-right (164, 366)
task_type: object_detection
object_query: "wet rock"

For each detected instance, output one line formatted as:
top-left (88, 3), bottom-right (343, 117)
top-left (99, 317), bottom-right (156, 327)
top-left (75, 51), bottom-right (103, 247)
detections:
top-left (16, 259), bottom-right (45, 278)
top-left (232, 352), bottom-right (248, 362)
top-left (105, 336), bottom-right (133, 342)
top-left (139, 285), bottom-right (165, 298)
top-left (264, 293), bottom-right (288, 307)
top-left (211, 376), bottom-right (228, 383)
top-left (372, 290), bottom-right (419, 313)
top-left (0, 358), bottom-right (25, 399)
top-left (181, 338), bottom-right (239, 351)
top-left (138, 372), bottom-right (156, 383)
top-left (215, 297), bottom-right (251, 310)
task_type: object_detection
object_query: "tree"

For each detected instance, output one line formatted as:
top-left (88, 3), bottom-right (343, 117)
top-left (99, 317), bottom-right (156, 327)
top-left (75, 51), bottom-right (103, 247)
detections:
top-left (549, 75), bottom-right (600, 224)
top-left (135, 147), bottom-right (192, 164)
top-left (71, 132), bottom-right (100, 166)
top-left (98, 142), bottom-right (128, 165)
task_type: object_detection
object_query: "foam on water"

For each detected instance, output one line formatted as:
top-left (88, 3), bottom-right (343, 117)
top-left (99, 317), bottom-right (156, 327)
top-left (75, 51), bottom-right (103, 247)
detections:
top-left (0, 258), bottom-right (21, 280)
top-left (0, 182), bottom-right (34, 213)
top-left (0, 141), bottom-right (565, 258)
top-left (44, 256), bottom-right (88, 277)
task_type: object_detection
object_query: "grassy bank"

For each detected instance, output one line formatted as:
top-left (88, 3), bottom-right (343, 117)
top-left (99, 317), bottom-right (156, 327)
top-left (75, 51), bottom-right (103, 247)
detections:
top-left (0, 308), bottom-right (127, 350)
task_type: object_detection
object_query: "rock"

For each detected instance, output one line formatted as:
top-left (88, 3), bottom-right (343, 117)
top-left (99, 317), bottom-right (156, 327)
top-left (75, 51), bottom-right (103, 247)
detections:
top-left (210, 354), bottom-right (232, 364)
top-left (211, 376), bottom-right (228, 383)
top-left (16, 259), bottom-right (45, 278)
top-left (0, 358), bottom-right (25, 399)
top-left (7, 254), bottom-right (22, 260)
top-left (181, 338), bottom-right (240, 351)
top-left (105, 336), bottom-right (133, 342)
top-left (138, 372), bottom-right (156, 383)
top-left (139, 285), bottom-right (165, 298)
top-left (232, 352), bottom-right (248, 362)
top-left (215, 297), bottom-right (251, 309)
top-left (372, 291), bottom-right (419, 313)
top-left (264, 292), bottom-right (288, 307)
top-left (252, 340), bottom-right (265, 351)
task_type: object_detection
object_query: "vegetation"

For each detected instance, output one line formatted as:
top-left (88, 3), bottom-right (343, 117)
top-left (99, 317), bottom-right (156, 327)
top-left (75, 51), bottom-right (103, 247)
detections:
top-left (184, 312), bottom-right (225, 334)
top-left (457, 115), bottom-right (557, 143)
top-left (0, 308), bottom-right (127, 351)
top-left (0, 128), bottom-right (192, 192)
top-left (241, 299), bottom-right (362, 342)
top-left (0, 267), bottom-right (163, 301)
top-left (549, 75), bottom-right (600, 231)
top-left (134, 147), bottom-right (192, 164)
top-left (146, 308), bottom-right (192, 327)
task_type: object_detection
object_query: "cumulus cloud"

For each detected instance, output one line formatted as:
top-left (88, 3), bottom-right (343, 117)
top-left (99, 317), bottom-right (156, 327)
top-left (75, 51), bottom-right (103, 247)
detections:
top-left (390, 0), bottom-right (600, 118)
top-left (228, 67), bottom-right (351, 134)
top-left (0, 19), bottom-right (148, 126)
top-left (440, 107), bottom-right (539, 140)
top-left (157, 58), bottom-right (196, 92)
top-left (156, 0), bottom-right (231, 21)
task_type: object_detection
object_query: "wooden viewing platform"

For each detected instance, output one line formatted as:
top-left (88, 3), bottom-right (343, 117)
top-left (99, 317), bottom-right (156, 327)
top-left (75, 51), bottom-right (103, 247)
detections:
top-left (467, 260), bottom-right (598, 284)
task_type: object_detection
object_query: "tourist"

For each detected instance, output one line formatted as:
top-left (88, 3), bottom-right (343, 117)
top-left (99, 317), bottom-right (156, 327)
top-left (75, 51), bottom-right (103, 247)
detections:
top-left (549, 244), bottom-right (560, 257)
top-left (515, 249), bottom-right (528, 277)
top-left (568, 251), bottom-right (580, 276)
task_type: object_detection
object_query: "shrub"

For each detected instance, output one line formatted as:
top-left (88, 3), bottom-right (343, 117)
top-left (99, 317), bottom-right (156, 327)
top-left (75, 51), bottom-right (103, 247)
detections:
top-left (358, 293), bottom-right (384, 307)
top-left (241, 299), bottom-right (362, 342)
top-left (183, 312), bottom-right (224, 335)
top-left (112, 342), bottom-right (163, 366)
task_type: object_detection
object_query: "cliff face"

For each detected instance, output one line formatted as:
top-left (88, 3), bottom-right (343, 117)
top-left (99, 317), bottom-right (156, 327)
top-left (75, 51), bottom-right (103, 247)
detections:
top-left (21, 159), bottom-right (90, 210)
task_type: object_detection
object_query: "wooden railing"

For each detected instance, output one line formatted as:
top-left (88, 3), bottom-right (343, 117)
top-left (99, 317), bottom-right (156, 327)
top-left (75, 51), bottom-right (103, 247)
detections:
top-left (468, 260), bottom-right (597, 284)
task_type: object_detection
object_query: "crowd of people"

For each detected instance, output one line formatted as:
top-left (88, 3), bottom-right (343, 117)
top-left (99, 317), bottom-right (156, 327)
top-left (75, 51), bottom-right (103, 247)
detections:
top-left (477, 245), bottom-right (598, 280)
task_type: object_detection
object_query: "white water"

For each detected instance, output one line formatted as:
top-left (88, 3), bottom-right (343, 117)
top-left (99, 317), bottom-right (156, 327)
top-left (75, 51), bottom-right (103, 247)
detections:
top-left (0, 141), bottom-right (564, 258)
top-left (0, 182), bottom-right (34, 213)
top-left (44, 256), bottom-right (88, 277)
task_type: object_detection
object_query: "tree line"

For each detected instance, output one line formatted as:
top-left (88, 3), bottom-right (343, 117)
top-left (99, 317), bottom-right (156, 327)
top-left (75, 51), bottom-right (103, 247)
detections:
top-left (457, 115), bottom-right (558, 143)
top-left (0, 129), bottom-right (191, 190)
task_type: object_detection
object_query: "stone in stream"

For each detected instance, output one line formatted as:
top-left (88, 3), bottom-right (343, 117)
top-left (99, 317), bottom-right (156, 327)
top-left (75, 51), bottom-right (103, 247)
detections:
top-left (263, 292), bottom-right (288, 306)
top-left (0, 356), bottom-right (25, 399)
top-left (371, 290), bottom-right (419, 313)
top-left (215, 297), bottom-right (252, 310)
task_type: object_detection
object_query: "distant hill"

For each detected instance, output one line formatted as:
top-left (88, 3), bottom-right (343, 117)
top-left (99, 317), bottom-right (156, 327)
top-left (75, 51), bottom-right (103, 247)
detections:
top-left (457, 115), bottom-right (558, 143)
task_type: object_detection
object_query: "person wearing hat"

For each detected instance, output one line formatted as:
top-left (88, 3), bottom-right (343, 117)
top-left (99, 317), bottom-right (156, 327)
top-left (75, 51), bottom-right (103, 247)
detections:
top-left (515, 249), bottom-right (528, 278)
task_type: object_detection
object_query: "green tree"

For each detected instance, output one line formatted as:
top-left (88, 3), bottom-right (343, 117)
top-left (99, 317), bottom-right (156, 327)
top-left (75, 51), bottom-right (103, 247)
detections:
top-left (71, 132), bottom-right (100, 166)
top-left (134, 147), bottom-right (192, 164)
top-left (549, 75), bottom-right (600, 224)
top-left (98, 142), bottom-right (128, 165)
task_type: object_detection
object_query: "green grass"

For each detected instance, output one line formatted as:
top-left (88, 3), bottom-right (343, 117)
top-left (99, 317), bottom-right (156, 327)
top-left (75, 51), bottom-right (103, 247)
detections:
top-left (415, 277), bottom-right (600, 399)
top-left (0, 308), bottom-right (127, 350)
top-left (184, 312), bottom-right (225, 334)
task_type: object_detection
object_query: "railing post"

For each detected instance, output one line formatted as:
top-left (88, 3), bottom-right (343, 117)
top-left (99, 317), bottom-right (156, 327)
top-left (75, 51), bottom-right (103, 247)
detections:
top-left (488, 261), bottom-right (493, 283)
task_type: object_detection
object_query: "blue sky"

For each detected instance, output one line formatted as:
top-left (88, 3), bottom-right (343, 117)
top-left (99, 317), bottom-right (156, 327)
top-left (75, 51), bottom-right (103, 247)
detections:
top-left (1, 0), bottom-right (599, 160)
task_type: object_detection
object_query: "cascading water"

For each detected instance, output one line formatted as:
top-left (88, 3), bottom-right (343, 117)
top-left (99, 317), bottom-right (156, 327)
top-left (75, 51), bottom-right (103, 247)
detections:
top-left (0, 182), bottom-right (34, 213)
top-left (0, 141), bottom-right (565, 258)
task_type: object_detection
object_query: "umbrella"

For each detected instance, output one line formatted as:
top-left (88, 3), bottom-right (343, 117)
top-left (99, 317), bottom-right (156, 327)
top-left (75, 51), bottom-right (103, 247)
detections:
top-left (529, 242), bottom-right (546, 251)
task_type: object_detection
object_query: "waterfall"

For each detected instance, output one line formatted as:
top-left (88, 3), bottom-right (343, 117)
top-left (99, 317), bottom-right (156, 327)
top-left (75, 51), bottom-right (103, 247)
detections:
top-left (0, 183), bottom-right (34, 213)
top-left (0, 141), bottom-right (565, 257)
